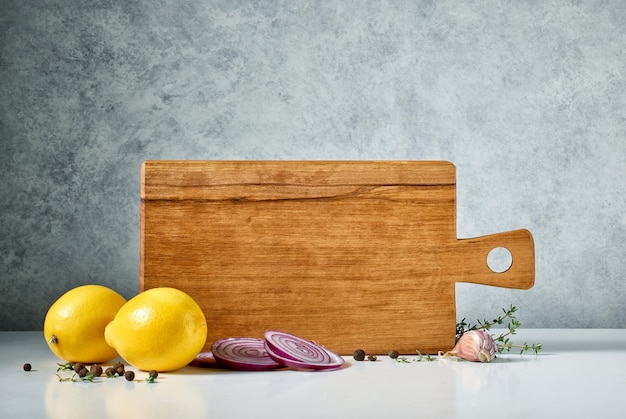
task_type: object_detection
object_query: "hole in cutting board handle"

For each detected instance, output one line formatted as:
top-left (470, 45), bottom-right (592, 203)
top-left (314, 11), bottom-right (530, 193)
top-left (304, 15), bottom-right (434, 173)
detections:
top-left (487, 247), bottom-right (513, 273)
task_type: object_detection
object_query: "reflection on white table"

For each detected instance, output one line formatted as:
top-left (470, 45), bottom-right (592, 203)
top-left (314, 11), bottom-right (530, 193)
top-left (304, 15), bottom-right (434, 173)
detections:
top-left (1, 329), bottom-right (625, 418)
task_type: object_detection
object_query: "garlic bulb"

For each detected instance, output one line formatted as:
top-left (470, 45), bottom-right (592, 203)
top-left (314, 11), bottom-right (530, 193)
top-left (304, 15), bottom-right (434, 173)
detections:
top-left (444, 330), bottom-right (497, 362)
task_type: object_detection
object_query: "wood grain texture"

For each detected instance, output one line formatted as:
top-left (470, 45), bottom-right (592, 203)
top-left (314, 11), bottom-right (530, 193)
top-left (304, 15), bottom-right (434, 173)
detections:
top-left (140, 161), bottom-right (534, 354)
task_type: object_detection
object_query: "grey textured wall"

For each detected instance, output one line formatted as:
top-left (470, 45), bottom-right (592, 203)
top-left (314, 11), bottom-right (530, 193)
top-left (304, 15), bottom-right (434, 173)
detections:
top-left (1, 1), bottom-right (625, 330)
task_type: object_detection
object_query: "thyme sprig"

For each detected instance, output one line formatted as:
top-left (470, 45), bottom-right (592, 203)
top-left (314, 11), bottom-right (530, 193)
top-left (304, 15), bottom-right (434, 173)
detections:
top-left (456, 305), bottom-right (541, 355)
top-left (394, 351), bottom-right (439, 363)
top-left (415, 350), bottom-right (437, 362)
top-left (55, 372), bottom-right (96, 382)
top-left (54, 362), bottom-right (160, 383)
top-left (56, 362), bottom-right (73, 372)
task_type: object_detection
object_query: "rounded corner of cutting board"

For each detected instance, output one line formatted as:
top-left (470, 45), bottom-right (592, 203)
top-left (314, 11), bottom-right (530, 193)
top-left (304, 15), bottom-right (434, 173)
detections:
top-left (438, 160), bottom-right (456, 174)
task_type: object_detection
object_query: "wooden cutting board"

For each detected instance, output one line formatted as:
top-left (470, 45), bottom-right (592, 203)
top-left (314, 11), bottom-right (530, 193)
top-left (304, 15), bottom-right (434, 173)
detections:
top-left (140, 160), bottom-right (534, 355)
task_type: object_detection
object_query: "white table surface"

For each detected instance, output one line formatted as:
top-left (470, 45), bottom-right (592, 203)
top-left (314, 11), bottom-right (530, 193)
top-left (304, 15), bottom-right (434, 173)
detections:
top-left (1, 329), bottom-right (625, 419)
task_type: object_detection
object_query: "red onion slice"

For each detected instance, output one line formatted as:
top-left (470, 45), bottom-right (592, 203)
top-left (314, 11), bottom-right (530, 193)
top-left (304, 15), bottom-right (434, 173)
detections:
top-left (263, 330), bottom-right (345, 370)
top-left (211, 337), bottom-right (283, 371)
top-left (189, 351), bottom-right (219, 368)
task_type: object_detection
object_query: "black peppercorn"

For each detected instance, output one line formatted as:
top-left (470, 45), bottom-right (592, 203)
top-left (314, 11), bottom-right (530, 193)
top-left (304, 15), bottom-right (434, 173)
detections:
top-left (78, 367), bottom-right (89, 378)
top-left (105, 367), bottom-right (116, 378)
top-left (23, 363), bottom-right (32, 371)
top-left (90, 364), bottom-right (103, 377)
top-left (388, 350), bottom-right (399, 359)
top-left (115, 364), bottom-right (125, 376)
top-left (145, 369), bottom-right (158, 383)
top-left (72, 362), bottom-right (85, 373)
top-left (353, 349), bottom-right (366, 361)
top-left (367, 354), bottom-right (377, 361)
top-left (124, 371), bottom-right (135, 381)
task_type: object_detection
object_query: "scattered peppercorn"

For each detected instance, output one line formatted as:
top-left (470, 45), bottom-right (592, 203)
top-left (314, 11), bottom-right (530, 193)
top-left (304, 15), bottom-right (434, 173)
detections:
top-left (90, 364), bottom-right (103, 377)
top-left (115, 363), bottom-right (125, 376)
top-left (367, 354), bottom-right (377, 361)
top-left (78, 367), bottom-right (89, 378)
top-left (23, 363), bottom-right (32, 371)
top-left (145, 370), bottom-right (158, 383)
top-left (105, 367), bottom-right (116, 378)
top-left (124, 371), bottom-right (135, 381)
top-left (72, 362), bottom-right (85, 373)
top-left (353, 349), bottom-right (366, 361)
top-left (388, 350), bottom-right (399, 359)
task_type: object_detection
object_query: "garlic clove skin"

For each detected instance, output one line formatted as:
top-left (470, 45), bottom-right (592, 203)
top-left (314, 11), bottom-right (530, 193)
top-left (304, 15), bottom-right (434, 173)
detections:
top-left (444, 330), bottom-right (497, 362)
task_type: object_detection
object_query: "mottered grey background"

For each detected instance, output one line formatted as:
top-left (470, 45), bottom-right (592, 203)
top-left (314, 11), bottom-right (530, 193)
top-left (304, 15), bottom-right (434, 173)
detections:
top-left (1, 1), bottom-right (625, 330)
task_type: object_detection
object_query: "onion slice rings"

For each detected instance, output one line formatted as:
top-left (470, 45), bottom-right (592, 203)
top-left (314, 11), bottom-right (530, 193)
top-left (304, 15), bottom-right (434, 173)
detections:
top-left (188, 351), bottom-right (219, 368)
top-left (211, 337), bottom-right (283, 371)
top-left (264, 330), bottom-right (345, 370)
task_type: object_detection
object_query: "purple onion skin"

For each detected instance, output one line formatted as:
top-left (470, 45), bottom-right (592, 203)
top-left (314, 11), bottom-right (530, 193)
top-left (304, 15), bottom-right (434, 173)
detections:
top-left (264, 342), bottom-right (345, 371)
top-left (209, 332), bottom-right (346, 371)
top-left (189, 351), bottom-right (220, 368)
top-left (214, 357), bottom-right (283, 371)
top-left (263, 331), bottom-right (345, 371)
top-left (211, 338), bottom-right (283, 371)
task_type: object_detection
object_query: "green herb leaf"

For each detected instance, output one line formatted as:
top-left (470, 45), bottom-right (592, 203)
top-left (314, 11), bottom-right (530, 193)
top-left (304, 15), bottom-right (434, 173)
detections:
top-left (455, 305), bottom-right (541, 356)
top-left (56, 362), bottom-right (73, 372)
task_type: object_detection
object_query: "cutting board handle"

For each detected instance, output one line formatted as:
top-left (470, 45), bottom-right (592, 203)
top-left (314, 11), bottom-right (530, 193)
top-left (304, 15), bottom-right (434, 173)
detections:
top-left (454, 229), bottom-right (535, 289)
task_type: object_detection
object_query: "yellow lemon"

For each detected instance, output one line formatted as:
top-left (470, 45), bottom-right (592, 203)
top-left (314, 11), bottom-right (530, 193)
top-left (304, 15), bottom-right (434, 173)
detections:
top-left (43, 284), bottom-right (126, 363)
top-left (104, 287), bottom-right (207, 372)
